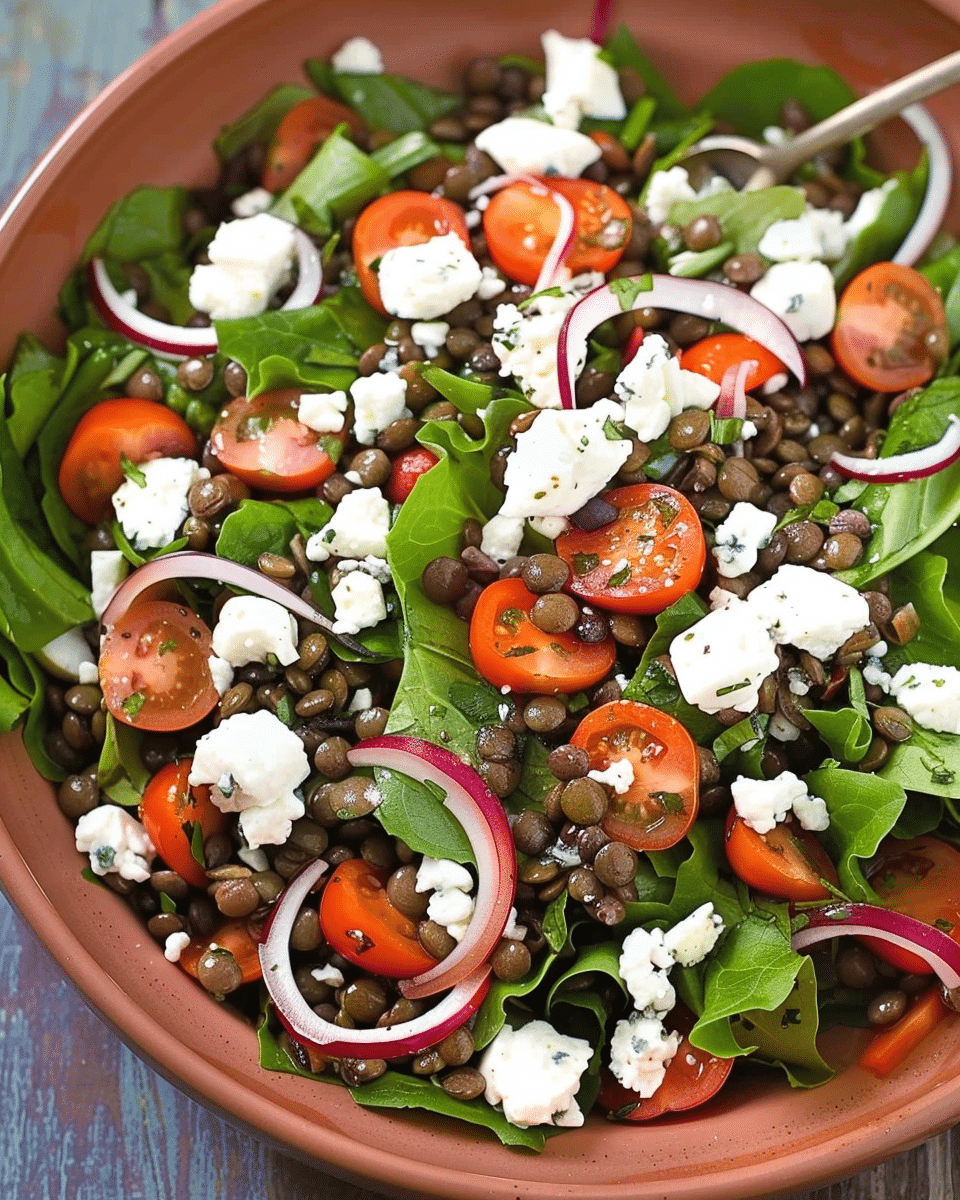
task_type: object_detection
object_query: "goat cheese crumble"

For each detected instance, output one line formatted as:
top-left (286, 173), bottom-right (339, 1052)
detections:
top-left (480, 1020), bottom-right (592, 1127)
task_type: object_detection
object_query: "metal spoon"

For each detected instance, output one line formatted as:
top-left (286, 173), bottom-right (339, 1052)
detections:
top-left (681, 48), bottom-right (960, 191)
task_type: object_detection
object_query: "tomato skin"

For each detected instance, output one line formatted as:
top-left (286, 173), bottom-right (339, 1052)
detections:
top-left (623, 326), bottom-right (645, 365)
top-left (831, 262), bottom-right (948, 392)
top-left (679, 333), bottom-right (786, 392)
top-left (261, 96), bottom-right (367, 193)
top-left (179, 919), bottom-right (262, 984)
top-left (556, 484), bottom-right (706, 615)
top-left (319, 857), bottom-right (439, 978)
top-left (58, 398), bottom-right (198, 524)
top-left (863, 837), bottom-right (960, 974)
top-left (482, 177), bottom-right (632, 286)
top-left (469, 577), bottom-right (616, 695)
top-left (570, 700), bottom-right (699, 851)
top-left (99, 600), bottom-right (219, 732)
top-left (724, 807), bottom-right (839, 902)
top-left (352, 191), bottom-right (472, 316)
top-left (384, 446), bottom-right (440, 504)
top-left (210, 388), bottom-right (341, 492)
top-left (139, 759), bottom-right (229, 888)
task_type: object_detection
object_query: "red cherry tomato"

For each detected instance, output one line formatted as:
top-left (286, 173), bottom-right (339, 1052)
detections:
top-left (58, 398), bottom-right (198, 524)
top-left (179, 919), bottom-right (262, 984)
top-left (99, 600), bottom-right (219, 733)
top-left (724, 807), bottom-right (839, 903)
top-left (209, 388), bottom-right (341, 492)
top-left (623, 326), bottom-right (645, 365)
top-left (139, 759), bottom-right (229, 888)
top-left (352, 191), bottom-right (472, 316)
top-left (555, 484), bottom-right (706, 615)
top-left (570, 700), bottom-right (699, 851)
top-left (468, 577), bottom-right (616, 696)
top-left (863, 836), bottom-right (960, 975)
top-left (482, 177), bottom-right (632, 287)
top-left (831, 262), bottom-right (948, 393)
top-left (679, 333), bottom-right (787, 392)
top-left (319, 857), bottom-right (439, 978)
top-left (384, 446), bottom-right (440, 504)
top-left (261, 96), bottom-right (368, 193)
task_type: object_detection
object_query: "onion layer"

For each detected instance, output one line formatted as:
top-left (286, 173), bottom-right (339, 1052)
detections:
top-left (894, 105), bottom-right (952, 268)
top-left (346, 735), bottom-right (518, 1000)
top-left (715, 359), bottom-right (756, 420)
top-left (258, 858), bottom-right (492, 1057)
top-left (829, 414), bottom-right (960, 483)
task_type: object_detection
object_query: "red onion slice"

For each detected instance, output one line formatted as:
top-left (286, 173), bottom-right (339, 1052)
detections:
top-left (557, 276), bottom-right (806, 409)
top-left (346, 735), bottom-right (518, 1000)
top-left (715, 359), bottom-right (756, 420)
top-left (590, 0), bottom-right (614, 44)
top-left (829, 414), bottom-right (960, 483)
top-left (99, 549), bottom-right (372, 657)
top-left (792, 902), bottom-right (960, 1006)
top-left (88, 228), bottom-right (322, 361)
top-left (258, 857), bottom-right (491, 1057)
top-left (894, 105), bottom-right (952, 268)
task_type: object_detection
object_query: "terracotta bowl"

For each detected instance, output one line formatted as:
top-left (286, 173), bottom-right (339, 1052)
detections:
top-left (2, 0), bottom-right (959, 1196)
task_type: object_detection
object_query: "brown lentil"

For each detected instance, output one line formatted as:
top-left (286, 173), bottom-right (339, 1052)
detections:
top-left (441, 1068), bottom-right (486, 1101)
top-left (522, 695), bottom-right (568, 734)
top-left (593, 841), bottom-right (638, 888)
top-left (559, 777), bottom-right (608, 826)
top-left (512, 809), bottom-right (555, 856)
top-left (418, 919), bottom-right (455, 960)
top-left (530, 592), bottom-right (580, 633)
top-left (490, 937), bottom-right (532, 982)
top-left (521, 554), bottom-right (570, 594)
top-left (867, 990), bottom-right (908, 1027)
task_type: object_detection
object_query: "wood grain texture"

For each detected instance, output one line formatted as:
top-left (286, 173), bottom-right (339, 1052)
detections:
top-left (0, 1), bottom-right (955, 1197)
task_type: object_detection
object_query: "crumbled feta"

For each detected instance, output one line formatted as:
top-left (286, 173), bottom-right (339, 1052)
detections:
top-left (889, 662), bottom-right (960, 734)
top-left (376, 233), bottom-right (483, 320)
top-left (348, 372), bottom-right (410, 445)
top-left (474, 117), bottom-right (601, 178)
top-left (843, 180), bottom-right (897, 240)
top-left (863, 655), bottom-right (893, 692)
top-left (746, 564), bottom-right (870, 660)
top-left (189, 212), bottom-right (297, 320)
top-left (749, 260), bottom-right (836, 342)
top-left (164, 931), bottom-right (192, 963)
top-left (188, 710), bottom-right (309, 848)
top-left (643, 166), bottom-right (697, 225)
top-left (614, 333), bottom-right (721, 441)
top-left (540, 29), bottom-right (626, 130)
top-left (757, 208), bottom-right (847, 263)
top-left (480, 1020), bottom-right (592, 1128)
top-left (305, 487), bottom-right (391, 562)
top-left (207, 654), bottom-right (234, 695)
top-left (112, 457), bottom-right (208, 550)
top-left (416, 857), bottom-right (475, 942)
top-left (670, 602), bottom-right (779, 714)
top-left (609, 1013), bottom-right (681, 1095)
top-left (230, 186), bottom-right (273, 218)
top-left (731, 770), bottom-right (829, 835)
top-left (588, 758), bottom-right (635, 795)
top-left (77, 660), bottom-right (100, 685)
top-left (346, 687), bottom-right (373, 713)
top-left (211, 595), bottom-right (299, 667)
top-left (90, 549), bottom-right (129, 619)
top-left (480, 514), bottom-right (525, 563)
top-left (297, 389), bottom-right (348, 434)
top-left (336, 555), bottom-right (391, 583)
top-left (410, 321), bottom-right (450, 357)
top-left (713, 502), bottom-right (778, 578)
top-left (415, 856), bottom-right (473, 894)
top-left (528, 515), bottom-right (569, 540)
top-left (330, 570), bottom-right (387, 635)
top-left (331, 36), bottom-right (384, 74)
top-left (619, 926), bottom-right (676, 1014)
top-left (310, 963), bottom-right (346, 988)
top-left (476, 266), bottom-right (507, 300)
top-left (75, 805), bottom-right (155, 882)
top-left (662, 902), bottom-right (725, 967)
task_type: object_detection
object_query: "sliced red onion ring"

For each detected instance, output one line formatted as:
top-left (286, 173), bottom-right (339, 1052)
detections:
top-left (715, 359), bottom-right (757, 420)
top-left (792, 902), bottom-right (960, 1007)
top-left (557, 276), bottom-right (806, 409)
top-left (894, 105), bottom-right (951, 268)
top-left (829, 414), bottom-right (960, 483)
top-left (88, 228), bottom-right (322, 360)
top-left (99, 549), bottom-right (372, 657)
top-left (258, 857), bottom-right (491, 1057)
top-left (346, 735), bottom-right (518, 1001)
top-left (590, 0), bottom-right (614, 45)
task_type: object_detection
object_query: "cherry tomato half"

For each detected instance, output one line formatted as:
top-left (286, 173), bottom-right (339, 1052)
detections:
top-left (863, 836), bottom-right (960, 975)
top-left (384, 445), bottom-right (440, 504)
top-left (179, 919), bottom-right (262, 985)
top-left (261, 96), bottom-right (368, 193)
top-left (679, 333), bottom-right (787, 392)
top-left (352, 191), bottom-right (472, 316)
top-left (58, 398), bottom-right (198, 524)
top-left (99, 600), bottom-right (219, 733)
top-left (319, 857), bottom-right (438, 978)
top-left (482, 177), bottom-right (633, 287)
top-left (831, 262), bottom-right (948, 393)
top-left (556, 484), bottom-right (706, 615)
top-left (209, 388), bottom-right (341, 492)
top-left (570, 700), bottom-right (699, 851)
top-left (469, 577), bottom-right (616, 696)
top-left (139, 759), bottom-right (229, 888)
top-left (724, 807), bottom-right (839, 903)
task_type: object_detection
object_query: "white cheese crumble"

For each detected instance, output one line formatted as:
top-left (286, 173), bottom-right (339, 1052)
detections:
top-left (613, 333), bottom-right (721, 441)
top-left (376, 233), bottom-right (483, 320)
top-left (540, 29), bottom-right (626, 130)
top-left (588, 758), bottom-right (635, 795)
top-left (330, 570), bottom-right (387, 635)
top-left (207, 654), bottom-right (234, 696)
top-left (310, 964), bottom-right (346, 988)
top-left (189, 212), bottom-right (297, 320)
top-left (297, 389), bottom-right (348, 434)
top-left (474, 117), bottom-right (601, 178)
top-left (609, 1013), bottom-right (682, 1096)
top-left (416, 857), bottom-right (475, 942)
top-left (747, 564), bottom-right (870, 660)
top-left (348, 371), bottom-right (410, 446)
top-left (331, 36), bottom-right (384, 74)
top-left (410, 320), bottom-right (450, 357)
top-left (480, 1020), bottom-right (592, 1128)
top-left (480, 514), bottom-right (525, 564)
top-left (164, 931), bottom-right (192, 963)
top-left (749, 260), bottom-right (836, 342)
top-left (662, 902), bottom-right (726, 967)
top-left (618, 926), bottom-right (676, 1014)
top-left (211, 595), bottom-right (299, 668)
top-left (713, 502), bottom-right (778, 578)
top-left (305, 486), bottom-right (391, 562)
top-left (731, 770), bottom-right (830, 835)
top-left (230, 186), bottom-right (273, 219)
top-left (75, 805), bottom-right (155, 882)
top-left (643, 166), bottom-right (696, 225)
top-left (670, 602), bottom-right (779, 714)
top-left (889, 662), bottom-right (960, 735)
top-left (111, 456), bottom-right (208, 551)
top-left (90, 549), bottom-right (129, 619)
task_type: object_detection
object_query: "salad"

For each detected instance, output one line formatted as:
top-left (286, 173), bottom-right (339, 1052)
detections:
top-left (2, 8), bottom-right (960, 1152)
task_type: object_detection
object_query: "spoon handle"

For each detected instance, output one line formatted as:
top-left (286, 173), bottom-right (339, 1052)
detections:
top-left (762, 48), bottom-right (960, 179)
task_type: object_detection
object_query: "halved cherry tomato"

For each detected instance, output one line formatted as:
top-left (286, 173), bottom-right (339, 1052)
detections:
top-left (99, 600), bottom-right (219, 732)
top-left (139, 759), bottom-right (230, 888)
top-left (261, 96), bottom-right (368, 193)
top-left (384, 445), bottom-right (440, 504)
top-left (179, 918), bottom-right (262, 985)
top-left (858, 985), bottom-right (952, 1078)
top-left (58, 398), bottom-right (198, 524)
top-left (831, 262), bottom-right (948, 393)
top-left (556, 484), bottom-right (706, 615)
top-left (482, 177), bottom-right (632, 287)
top-left (623, 325), bottom-right (645, 365)
top-left (863, 836), bottom-right (960, 975)
top-left (352, 191), bottom-right (472, 316)
top-left (571, 700), bottom-right (699, 851)
top-left (680, 333), bottom-right (787, 392)
top-left (468, 577), bottom-right (616, 695)
top-left (319, 857), bottom-right (438, 978)
top-left (724, 807), bottom-right (839, 903)
top-left (209, 388), bottom-right (341, 492)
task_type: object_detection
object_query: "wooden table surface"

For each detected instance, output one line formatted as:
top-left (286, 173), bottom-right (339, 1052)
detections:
top-left (0, 2), bottom-right (957, 1197)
